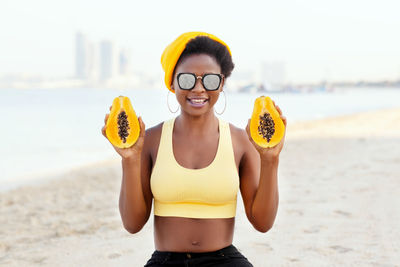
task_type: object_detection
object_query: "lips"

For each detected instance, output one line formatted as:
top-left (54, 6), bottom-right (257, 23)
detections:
top-left (187, 97), bottom-right (208, 107)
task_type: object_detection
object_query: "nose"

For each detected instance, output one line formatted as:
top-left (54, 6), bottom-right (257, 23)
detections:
top-left (191, 76), bottom-right (206, 93)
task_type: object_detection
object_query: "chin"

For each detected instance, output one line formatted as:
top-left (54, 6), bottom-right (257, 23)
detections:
top-left (181, 107), bottom-right (214, 117)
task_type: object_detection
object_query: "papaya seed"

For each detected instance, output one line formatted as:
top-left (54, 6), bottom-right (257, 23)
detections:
top-left (258, 113), bottom-right (275, 142)
top-left (117, 111), bottom-right (130, 143)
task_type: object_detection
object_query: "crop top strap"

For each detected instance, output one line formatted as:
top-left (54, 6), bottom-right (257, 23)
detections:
top-left (155, 118), bottom-right (174, 167)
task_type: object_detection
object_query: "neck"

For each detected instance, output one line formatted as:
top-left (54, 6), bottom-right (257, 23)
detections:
top-left (175, 111), bottom-right (219, 136)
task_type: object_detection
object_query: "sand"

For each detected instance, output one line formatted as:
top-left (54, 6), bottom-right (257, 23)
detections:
top-left (1, 108), bottom-right (399, 267)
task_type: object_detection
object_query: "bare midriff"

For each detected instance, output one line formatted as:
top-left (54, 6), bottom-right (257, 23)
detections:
top-left (154, 216), bottom-right (235, 252)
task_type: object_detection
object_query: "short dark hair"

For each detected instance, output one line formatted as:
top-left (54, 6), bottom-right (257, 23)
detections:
top-left (175, 36), bottom-right (235, 78)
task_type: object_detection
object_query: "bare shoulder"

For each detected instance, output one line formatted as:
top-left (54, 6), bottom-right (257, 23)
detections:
top-left (228, 121), bottom-right (259, 161)
top-left (143, 121), bottom-right (164, 161)
top-left (228, 122), bottom-right (251, 146)
top-left (144, 122), bottom-right (163, 142)
top-left (228, 122), bottom-right (253, 161)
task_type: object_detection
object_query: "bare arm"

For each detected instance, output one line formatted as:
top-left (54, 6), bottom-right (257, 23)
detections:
top-left (246, 154), bottom-right (280, 232)
top-left (239, 104), bottom-right (287, 233)
top-left (102, 114), bottom-right (153, 234)
top-left (119, 152), bottom-right (148, 233)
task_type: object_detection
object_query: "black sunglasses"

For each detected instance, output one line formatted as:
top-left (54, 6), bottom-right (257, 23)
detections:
top-left (177, 73), bottom-right (224, 91)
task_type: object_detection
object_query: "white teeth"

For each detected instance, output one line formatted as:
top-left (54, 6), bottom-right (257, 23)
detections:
top-left (190, 99), bottom-right (206, 103)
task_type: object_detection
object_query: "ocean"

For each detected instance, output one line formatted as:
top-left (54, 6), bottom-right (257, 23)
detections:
top-left (1, 87), bottom-right (399, 191)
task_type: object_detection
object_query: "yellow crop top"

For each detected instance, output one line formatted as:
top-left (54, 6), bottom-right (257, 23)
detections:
top-left (150, 117), bottom-right (240, 219)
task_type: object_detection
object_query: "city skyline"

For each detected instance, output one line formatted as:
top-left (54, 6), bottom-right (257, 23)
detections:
top-left (76, 32), bottom-right (132, 81)
top-left (1, 0), bottom-right (400, 84)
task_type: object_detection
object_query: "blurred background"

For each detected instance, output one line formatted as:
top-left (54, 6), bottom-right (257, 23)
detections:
top-left (1, 0), bottom-right (400, 190)
top-left (1, 1), bottom-right (400, 266)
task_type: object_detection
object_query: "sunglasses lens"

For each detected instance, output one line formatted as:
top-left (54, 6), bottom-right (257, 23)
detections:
top-left (203, 74), bottom-right (221, 90)
top-left (178, 73), bottom-right (195, 90)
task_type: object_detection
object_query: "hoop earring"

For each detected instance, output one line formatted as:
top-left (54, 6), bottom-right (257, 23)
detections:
top-left (167, 90), bottom-right (179, 113)
top-left (214, 91), bottom-right (226, 115)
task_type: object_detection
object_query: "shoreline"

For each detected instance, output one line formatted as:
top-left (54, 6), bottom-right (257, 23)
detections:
top-left (2, 106), bottom-right (398, 194)
top-left (1, 107), bottom-right (399, 266)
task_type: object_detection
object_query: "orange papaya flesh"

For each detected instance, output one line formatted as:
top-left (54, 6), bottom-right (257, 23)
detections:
top-left (105, 96), bottom-right (140, 148)
top-left (249, 96), bottom-right (285, 148)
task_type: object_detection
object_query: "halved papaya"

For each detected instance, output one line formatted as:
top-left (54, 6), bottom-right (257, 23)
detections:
top-left (106, 96), bottom-right (140, 148)
top-left (250, 96), bottom-right (285, 148)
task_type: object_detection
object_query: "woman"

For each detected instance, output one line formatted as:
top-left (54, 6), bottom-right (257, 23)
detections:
top-left (102, 32), bottom-right (286, 266)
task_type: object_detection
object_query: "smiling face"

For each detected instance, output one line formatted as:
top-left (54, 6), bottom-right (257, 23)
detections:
top-left (171, 54), bottom-right (224, 117)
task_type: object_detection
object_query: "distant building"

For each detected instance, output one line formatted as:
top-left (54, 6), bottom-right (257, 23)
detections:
top-left (119, 48), bottom-right (131, 76)
top-left (99, 40), bottom-right (117, 81)
top-left (86, 41), bottom-right (99, 81)
top-left (75, 32), bottom-right (89, 79)
top-left (75, 32), bottom-right (132, 84)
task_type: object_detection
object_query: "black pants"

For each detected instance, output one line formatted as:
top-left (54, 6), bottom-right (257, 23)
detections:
top-left (144, 244), bottom-right (253, 267)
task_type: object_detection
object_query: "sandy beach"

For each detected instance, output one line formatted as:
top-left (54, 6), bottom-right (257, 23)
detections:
top-left (1, 108), bottom-right (399, 267)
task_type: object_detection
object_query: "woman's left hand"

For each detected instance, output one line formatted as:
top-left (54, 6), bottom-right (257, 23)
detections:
top-left (245, 102), bottom-right (287, 160)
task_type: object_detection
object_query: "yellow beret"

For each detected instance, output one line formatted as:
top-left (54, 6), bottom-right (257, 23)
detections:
top-left (161, 31), bottom-right (232, 93)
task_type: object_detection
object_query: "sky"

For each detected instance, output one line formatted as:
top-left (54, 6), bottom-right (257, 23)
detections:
top-left (1, 0), bottom-right (400, 83)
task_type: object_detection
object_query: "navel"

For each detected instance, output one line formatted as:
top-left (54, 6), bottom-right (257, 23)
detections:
top-left (191, 241), bottom-right (200, 246)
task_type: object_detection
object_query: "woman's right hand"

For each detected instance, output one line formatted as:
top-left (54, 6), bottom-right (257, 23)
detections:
top-left (101, 106), bottom-right (146, 160)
